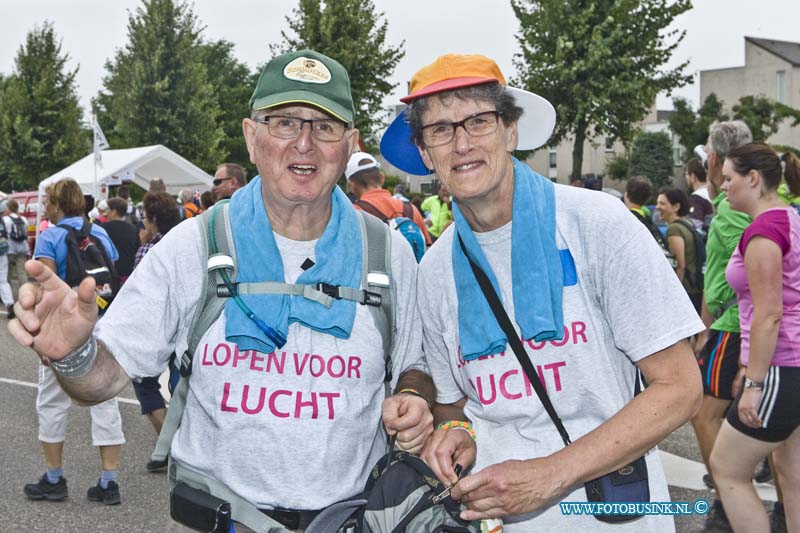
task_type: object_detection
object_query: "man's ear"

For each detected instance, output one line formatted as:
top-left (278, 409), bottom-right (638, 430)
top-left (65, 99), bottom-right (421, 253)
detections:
top-left (242, 118), bottom-right (257, 164)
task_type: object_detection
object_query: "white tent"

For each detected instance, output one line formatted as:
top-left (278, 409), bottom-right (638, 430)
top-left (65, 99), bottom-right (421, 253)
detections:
top-left (38, 144), bottom-right (213, 198)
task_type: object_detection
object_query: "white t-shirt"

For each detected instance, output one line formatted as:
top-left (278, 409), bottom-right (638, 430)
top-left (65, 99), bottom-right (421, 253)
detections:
top-left (418, 185), bottom-right (703, 532)
top-left (96, 214), bottom-right (425, 510)
top-left (692, 185), bottom-right (710, 201)
top-left (3, 214), bottom-right (30, 255)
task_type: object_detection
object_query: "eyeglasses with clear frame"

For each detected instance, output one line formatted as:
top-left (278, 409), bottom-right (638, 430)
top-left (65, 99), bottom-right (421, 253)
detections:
top-left (253, 115), bottom-right (350, 142)
top-left (421, 110), bottom-right (505, 148)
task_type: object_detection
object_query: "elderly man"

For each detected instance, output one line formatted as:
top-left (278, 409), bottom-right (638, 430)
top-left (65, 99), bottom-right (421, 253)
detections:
top-left (213, 163), bottom-right (247, 200)
top-left (9, 49), bottom-right (433, 532)
top-left (178, 189), bottom-right (200, 219)
top-left (381, 53), bottom-right (703, 531)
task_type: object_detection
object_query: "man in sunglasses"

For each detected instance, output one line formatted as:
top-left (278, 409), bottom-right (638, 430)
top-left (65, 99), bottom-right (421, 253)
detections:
top-left (212, 163), bottom-right (247, 200)
top-left (8, 49), bottom-right (434, 532)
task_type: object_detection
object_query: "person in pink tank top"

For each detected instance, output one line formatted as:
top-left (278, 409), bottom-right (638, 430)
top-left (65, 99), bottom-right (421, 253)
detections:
top-left (709, 142), bottom-right (800, 532)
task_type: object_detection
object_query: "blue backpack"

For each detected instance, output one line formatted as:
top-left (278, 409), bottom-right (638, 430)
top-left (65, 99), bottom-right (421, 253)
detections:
top-left (356, 199), bottom-right (426, 262)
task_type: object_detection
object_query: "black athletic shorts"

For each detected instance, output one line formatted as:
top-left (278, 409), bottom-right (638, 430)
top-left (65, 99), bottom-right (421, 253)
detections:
top-left (727, 366), bottom-right (800, 442)
top-left (697, 330), bottom-right (741, 400)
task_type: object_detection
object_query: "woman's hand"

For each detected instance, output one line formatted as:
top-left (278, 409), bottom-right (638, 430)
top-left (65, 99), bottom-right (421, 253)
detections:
top-left (738, 387), bottom-right (763, 428)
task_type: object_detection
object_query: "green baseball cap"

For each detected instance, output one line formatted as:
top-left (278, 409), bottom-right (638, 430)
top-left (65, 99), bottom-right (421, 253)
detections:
top-left (249, 49), bottom-right (355, 123)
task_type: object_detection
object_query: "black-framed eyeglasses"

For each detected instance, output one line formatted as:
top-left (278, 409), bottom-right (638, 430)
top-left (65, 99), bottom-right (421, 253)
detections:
top-left (254, 115), bottom-right (350, 142)
top-left (213, 177), bottom-right (233, 186)
top-left (421, 110), bottom-right (504, 148)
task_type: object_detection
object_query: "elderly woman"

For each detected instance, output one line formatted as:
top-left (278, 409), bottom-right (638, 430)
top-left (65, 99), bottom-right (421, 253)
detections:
top-left (382, 54), bottom-right (704, 530)
top-left (710, 143), bottom-right (800, 532)
top-left (656, 187), bottom-right (703, 312)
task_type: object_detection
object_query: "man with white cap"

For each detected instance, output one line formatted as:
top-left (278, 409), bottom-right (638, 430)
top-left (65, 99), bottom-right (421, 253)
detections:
top-left (9, 49), bottom-right (434, 532)
top-left (382, 53), bottom-right (704, 531)
top-left (345, 151), bottom-right (431, 252)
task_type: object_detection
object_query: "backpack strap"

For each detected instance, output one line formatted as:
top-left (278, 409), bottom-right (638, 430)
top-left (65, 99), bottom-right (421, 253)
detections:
top-left (401, 201), bottom-right (413, 221)
top-left (359, 211), bottom-right (394, 393)
top-left (355, 199), bottom-right (388, 223)
top-left (151, 202), bottom-right (232, 465)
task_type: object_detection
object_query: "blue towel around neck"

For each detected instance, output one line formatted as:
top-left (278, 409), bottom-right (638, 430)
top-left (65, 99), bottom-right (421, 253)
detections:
top-left (452, 158), bottom-right (564, 360)
top-left (224, 178), bottom-right (362, 353)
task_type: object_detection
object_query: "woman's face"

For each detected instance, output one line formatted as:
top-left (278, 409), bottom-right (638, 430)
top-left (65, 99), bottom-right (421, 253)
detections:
top-left (721, 158), bottom-right (754, 211)
top-left (416, 96), bottom-right (518, 206)
top-left (656, 194), bottom-right (679, 222)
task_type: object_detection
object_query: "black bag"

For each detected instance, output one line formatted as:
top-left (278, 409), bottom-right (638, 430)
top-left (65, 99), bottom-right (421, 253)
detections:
top-left (630, 210), bottom-right (677, 270)
top-left (303, 443), bottom-right (475, 533)
top-left (9, 215), bottom-right (28, 242)
top-left (57, 220), bottom-right (120, 311)
top-left (170, 482), bottom-right (232, 533)
top-left (458, 236), bottom-right (649, 524)
top-left (674, 218), bottom-right (707, 292)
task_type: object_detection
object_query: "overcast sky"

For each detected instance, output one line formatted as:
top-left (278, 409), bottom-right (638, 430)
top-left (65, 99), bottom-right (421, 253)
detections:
top-left (1, 0), bottom-right (798, 121)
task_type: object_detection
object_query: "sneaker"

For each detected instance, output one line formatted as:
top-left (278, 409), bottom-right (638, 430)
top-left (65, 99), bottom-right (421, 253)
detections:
top-left (702, 500), bottom-right (733, 532)
top-left (754, 458), bottom-right (773, 484)
top-left (703, 473), bottom-right (715, 490)
top-left (145, 458), bottom-right (168, 473)
top-left (87, 480), bottom-right (121, 505)
top-left (770, 501), bottom-right (787, 533)
top-left (23, 474), bottom-right (68, 501)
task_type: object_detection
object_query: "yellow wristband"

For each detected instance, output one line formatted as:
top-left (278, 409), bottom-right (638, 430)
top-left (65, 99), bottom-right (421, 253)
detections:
top-left (397, 388), bottom-right (430, 406)
top-left (436, 420), bottom-right (476, 441)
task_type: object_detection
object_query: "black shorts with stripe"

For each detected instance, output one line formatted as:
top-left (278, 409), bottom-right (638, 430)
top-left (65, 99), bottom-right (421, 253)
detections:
top-left (697, 330), bottom-right (741, 400)
top-left (727, 366), bottom-right (800, 442)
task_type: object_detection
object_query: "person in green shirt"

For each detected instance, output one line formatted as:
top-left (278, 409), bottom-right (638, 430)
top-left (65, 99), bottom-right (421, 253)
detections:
top-left (691, 120), bottom-right (753, 532)
top-left (420, 184), bottom-right (452, 241)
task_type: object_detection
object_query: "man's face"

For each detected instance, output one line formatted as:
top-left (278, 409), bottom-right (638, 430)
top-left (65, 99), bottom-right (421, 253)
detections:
top-left (705, 138), bottom-right (723, 184)
top-left (417, 97), bottom-right (517, 205)
top-left (213, 169), bottom-right (239, 199)
top-left (243, 104), bottom-right (358, 210)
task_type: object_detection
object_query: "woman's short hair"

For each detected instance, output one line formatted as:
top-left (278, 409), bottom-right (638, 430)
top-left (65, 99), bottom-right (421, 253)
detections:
top-left (658, 187), bottom-right (690, 217)
top-left (142, 192), bottom-right (181, 235)
top-left (407, 82), bottom-right (524, 147)
top-left (726, 142), bottom-right (800, 196)
top-left (46, 178), bottom-right (85, 218)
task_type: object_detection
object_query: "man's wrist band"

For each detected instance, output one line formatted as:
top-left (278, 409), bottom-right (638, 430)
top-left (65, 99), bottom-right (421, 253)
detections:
top-left (436, 420), bottom-right (476, 442)
top-left (50, 336), bottom-right (97, 377)
top-left (397, 388), bottom-right (431, 407)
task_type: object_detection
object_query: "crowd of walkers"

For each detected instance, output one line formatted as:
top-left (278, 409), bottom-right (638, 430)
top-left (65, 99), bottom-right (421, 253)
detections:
top-left (624, 121), bottom-right (800, 533)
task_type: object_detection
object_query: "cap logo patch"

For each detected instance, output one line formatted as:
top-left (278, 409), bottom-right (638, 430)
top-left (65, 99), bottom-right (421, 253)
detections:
top-left (283, 57), bottom-right (331, 84)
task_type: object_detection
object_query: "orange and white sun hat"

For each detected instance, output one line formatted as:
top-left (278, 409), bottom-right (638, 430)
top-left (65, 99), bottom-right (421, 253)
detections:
top-left (380, 54), bottom-right (556, 175)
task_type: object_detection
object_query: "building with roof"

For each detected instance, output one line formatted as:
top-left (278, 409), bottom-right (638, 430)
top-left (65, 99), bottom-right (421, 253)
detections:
top-left (701, 36), bottom-right (800, 149)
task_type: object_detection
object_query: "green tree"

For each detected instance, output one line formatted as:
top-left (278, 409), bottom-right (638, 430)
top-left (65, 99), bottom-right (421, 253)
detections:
top-left (512, 0), bottom-right (691, 180)
top-left (272, 0), bottom-right (405, 149)
top-left (605, 153), bottom-right (631, 183)
top-left (733, 95), bottom-right (800, 142)
top-left (668, 93), bottom-right (728, 159)
top-left (630, 131), bottom-right (674, 190)
top-left (95, 0), bottom-right (224, 171)
top-left (198, 39), bottom-right (256, 171)
top-left (0, 22), bottom-right (87, 191)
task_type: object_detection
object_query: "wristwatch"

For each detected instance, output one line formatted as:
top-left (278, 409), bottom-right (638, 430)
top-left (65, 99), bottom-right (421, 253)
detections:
top-left (744, 377), bottom-right (764, 389)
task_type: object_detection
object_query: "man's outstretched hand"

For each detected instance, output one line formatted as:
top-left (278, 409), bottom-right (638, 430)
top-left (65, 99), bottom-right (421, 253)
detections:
top-left (8, 260), bottom-right (97, 362)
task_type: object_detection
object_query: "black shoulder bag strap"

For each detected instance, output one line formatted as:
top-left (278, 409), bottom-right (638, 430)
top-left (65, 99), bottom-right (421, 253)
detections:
top-left (457, 235), bottom-right (572, 446)
top-left (355, 199), bottom-right (389, 223)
